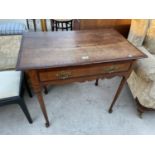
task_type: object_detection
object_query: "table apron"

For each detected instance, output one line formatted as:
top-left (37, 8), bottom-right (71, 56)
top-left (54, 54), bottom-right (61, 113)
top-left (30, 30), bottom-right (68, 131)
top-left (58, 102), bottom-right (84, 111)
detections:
top-left (38, 62), bottom-right (131, 82)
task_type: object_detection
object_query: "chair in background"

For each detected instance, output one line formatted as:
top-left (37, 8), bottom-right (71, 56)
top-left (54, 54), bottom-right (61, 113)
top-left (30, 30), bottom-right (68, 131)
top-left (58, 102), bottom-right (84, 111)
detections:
top-left (26, 19), bottom-right (80, 32)
top-left (127, 19), bottom-right (155, 117)
top-left (0, 71), bottom-right (33, 124)
top-left (50, 19), bottom-right (73, 31)
top-left (26, 19), bottom-right (37, 31)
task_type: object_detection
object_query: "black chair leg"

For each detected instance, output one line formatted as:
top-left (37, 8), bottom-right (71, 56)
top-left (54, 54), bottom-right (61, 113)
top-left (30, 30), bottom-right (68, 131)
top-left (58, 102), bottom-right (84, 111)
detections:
top-left (95, 79), bottom-right (99, 86)
top-left (19, 99), bottom-right (33, 124)
top-left (44, 86), bottom-right (48, 94)
top-left (24, 74), bottom-right (33, 98)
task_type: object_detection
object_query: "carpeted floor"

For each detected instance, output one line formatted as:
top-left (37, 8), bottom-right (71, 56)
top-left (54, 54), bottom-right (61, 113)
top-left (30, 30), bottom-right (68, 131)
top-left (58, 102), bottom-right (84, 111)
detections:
top-left (0, 77), bottom-right (155, 135)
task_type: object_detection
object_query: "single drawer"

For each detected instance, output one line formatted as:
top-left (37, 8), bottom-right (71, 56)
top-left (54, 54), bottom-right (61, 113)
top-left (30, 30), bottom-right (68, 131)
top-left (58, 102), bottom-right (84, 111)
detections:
top-left (38, 62), bottom-right (131, 82)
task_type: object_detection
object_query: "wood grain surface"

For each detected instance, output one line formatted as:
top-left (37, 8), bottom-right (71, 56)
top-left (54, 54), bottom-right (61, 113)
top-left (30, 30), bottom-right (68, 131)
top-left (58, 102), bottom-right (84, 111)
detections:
top-left (17, 29), bottom-right (146, 70)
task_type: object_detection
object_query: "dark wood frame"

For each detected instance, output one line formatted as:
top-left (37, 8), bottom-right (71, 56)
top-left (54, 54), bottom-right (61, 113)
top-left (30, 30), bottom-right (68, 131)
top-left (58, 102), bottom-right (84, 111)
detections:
top-left (135, 97), bottom-right (155, 118)
top-left (26, 19), bottom-right (37, 32)
top-left (0, 72), bottom-right (33, 124)
top-left (50, 20), bottom-right (73, 31)
top-left (126, 82), bottom-right (155, 118)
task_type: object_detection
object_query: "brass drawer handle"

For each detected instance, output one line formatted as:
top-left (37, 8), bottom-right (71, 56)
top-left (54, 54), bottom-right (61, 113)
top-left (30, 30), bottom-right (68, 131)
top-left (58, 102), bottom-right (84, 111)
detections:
top-left (104, 66), bottom-right (118, 73)
top-left (56, 71), bottom-right (72, 80)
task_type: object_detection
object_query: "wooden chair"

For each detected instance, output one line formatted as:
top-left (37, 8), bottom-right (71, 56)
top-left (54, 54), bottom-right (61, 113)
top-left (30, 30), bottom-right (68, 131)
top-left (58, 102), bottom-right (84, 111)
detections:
top-left (0, 71), bottom-right (33, 124)
top-left (51, 19), bottom-right (73, 31)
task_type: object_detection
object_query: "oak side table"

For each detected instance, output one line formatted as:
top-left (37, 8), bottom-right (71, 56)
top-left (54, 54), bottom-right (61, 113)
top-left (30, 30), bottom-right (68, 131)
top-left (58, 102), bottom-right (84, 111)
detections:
top-left (16, 29), bottom-right (146, 127)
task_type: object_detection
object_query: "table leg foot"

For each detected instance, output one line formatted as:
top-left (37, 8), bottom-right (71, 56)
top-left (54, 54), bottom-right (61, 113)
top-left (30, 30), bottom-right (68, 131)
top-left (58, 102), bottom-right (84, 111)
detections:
top-left (44, 86), bottom-right (48, 95)
top-left (108, 108), bottom-right (113, 113)
top-left (108, 76), bottom-right (127, 113)
top-left (45, 122), bottom-right (50, 127)
top-left (36, 93), bottom-right (50, 127)
top-left (95, 79), bottom-right (99, 86)
top-left (138, 112), bottom-right (143, 119)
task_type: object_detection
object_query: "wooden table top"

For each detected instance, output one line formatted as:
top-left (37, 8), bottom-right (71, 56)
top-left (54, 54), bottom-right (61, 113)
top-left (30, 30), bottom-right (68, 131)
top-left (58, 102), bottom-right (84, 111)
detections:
top-left (16, 29), bottom-right (146, 70)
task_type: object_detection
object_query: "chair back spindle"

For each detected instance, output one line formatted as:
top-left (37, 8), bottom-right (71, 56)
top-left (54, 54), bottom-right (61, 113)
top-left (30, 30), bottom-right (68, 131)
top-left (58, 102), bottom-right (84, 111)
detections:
top-left (26, 19), bottom-right (76, 32)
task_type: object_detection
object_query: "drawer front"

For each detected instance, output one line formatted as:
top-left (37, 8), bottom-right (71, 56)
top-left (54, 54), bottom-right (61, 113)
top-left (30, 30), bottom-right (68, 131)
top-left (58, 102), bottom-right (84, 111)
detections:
top-left (39, 62), bottom-right (130, 82)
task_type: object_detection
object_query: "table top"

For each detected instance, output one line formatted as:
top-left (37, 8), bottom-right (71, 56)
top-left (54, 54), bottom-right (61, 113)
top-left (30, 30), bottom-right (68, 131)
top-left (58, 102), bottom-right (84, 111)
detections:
top-left (16, 29), bottom-right (146, 70)
top-left (0, 35), bottom-right (22, 71)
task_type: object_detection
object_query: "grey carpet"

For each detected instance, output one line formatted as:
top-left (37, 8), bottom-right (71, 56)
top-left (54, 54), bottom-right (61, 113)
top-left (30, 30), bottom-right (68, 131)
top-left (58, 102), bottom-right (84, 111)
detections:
top-left (0, 77), bottom-right (155, 135)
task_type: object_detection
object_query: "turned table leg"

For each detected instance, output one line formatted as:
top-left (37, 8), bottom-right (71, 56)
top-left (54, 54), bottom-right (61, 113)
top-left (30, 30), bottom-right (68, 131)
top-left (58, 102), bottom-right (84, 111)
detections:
top-left (36, 92), bottom-right (50, 127)
top-left (27, 70), bottom-right (50, 127)
top-left (108, 76), bottom-right (127, 113)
